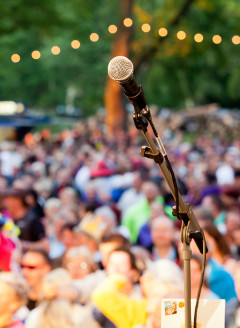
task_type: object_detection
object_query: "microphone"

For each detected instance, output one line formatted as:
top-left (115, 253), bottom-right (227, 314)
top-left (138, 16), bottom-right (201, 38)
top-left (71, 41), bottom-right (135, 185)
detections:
top-left (108, 56), bottom-right (147, 113)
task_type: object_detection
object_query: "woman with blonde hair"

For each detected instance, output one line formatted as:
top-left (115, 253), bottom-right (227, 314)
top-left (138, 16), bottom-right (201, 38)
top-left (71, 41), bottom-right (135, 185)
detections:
top-left (0, 272), bottom-right (28, 328)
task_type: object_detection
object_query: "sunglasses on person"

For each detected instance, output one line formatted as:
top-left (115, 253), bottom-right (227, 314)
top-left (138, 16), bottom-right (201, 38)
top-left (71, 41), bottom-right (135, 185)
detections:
top-left (20, 264), bottom-right (45, 270)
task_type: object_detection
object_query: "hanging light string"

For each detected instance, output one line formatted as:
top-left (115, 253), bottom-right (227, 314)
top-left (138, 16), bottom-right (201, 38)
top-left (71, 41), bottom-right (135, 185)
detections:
top-left (10, 18), bottom-right (240, 63)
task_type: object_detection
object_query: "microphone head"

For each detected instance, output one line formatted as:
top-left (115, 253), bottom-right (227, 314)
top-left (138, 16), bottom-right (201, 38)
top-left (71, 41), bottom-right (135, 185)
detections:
top-left (108, 56), bottom-right (133, 82)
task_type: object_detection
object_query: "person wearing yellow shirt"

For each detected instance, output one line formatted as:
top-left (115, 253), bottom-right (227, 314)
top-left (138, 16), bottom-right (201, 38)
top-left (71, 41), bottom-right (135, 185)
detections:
top-left (92, 259), bottom-right (184, 328)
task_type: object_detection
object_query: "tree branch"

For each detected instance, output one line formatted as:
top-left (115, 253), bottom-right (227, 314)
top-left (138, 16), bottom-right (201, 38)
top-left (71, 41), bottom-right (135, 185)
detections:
top-left (133, 0), bottom-right (196, 71)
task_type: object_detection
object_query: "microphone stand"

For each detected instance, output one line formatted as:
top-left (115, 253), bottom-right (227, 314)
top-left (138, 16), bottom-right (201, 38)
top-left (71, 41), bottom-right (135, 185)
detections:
top-left (132, 108), bottom-right (205, 328)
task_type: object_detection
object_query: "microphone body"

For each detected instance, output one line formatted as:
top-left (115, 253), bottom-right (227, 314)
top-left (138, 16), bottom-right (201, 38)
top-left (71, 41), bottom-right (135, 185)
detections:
top-left (108, 56), bottom-right (147, 113)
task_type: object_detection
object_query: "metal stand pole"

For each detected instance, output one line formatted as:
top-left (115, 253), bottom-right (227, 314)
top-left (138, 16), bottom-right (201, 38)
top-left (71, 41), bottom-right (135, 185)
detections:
top-left (182, 222), bottom-right (193, 328)
top-left (131, 109), bottom-right (206, 328)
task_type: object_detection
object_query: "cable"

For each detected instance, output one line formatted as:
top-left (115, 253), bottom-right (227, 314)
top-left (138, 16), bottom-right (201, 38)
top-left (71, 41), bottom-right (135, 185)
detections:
top-left (193, 232), bottom-right (207, 328)
top-left (155, 138), bottom-right (207, 328)
top-left (164, 154), bottom-right (180, 220)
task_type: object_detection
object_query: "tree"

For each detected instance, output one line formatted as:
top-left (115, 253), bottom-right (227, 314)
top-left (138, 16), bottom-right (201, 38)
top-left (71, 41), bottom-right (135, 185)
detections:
top-left (104, 0), bottom-right (133, 134)
top-left (0, 0), bottom-right (239, 129)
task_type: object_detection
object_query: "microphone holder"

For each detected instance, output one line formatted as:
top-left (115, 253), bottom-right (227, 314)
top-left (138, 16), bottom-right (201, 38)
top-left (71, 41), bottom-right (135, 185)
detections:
top-left (133, 109), bottom-right (205, 328)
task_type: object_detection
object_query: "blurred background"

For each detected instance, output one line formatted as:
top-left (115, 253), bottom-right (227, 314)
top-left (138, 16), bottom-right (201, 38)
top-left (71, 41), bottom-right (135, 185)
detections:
top-left (0, 0), bottom-right (239, 139)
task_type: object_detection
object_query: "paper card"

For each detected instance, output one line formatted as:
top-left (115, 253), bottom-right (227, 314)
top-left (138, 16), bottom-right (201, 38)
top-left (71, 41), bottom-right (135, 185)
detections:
top-left (161, 298), bottom-right (225, 328)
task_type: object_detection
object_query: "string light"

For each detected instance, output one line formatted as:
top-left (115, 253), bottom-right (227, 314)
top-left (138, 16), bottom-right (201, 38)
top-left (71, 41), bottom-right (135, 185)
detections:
top-left (90, 33), bottom-right (99, 42)
top-left (51, 46), bottom-right (61, 55)
top-left (123, 18), bottom-right (133, 27)
top-left (71, 40), bottom-right (80, 49)
top-left (8, 18), bottom-right (240, 63)
top-left (158, 28), bottom-right (168, 37)
top-left (141, 23), bottom-right (151, 33)
top-left (232, 35), bottom-right (240, 45)
top-left (194, 33), bottom-right (204, 43)
top-left (212, 35), bottom-right (222, 44)
top-left (11, 54), bottom-right (20, 63)
top-left (108, 25), bottom-right (117, 34)
top-left (31, 50), bottom-right (41, 59)
top-left (177, 31), bottom-right (186, 40)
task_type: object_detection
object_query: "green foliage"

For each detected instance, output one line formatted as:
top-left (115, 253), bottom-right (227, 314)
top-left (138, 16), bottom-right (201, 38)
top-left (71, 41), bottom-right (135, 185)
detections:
top-left (0, 0), bottom-right (239, 116)
top-left (0, 0), bottom-right (117, 116)
top-left (132, 0), bottom-right (240, 109)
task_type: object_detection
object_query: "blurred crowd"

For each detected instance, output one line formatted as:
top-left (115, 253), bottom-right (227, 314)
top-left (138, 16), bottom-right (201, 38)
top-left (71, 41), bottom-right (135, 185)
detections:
top-left (0, 108), bottom-right (240, 328)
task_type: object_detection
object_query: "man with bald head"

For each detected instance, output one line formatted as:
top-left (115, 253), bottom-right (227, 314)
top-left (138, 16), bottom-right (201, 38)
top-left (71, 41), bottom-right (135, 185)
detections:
top-left (150, 216), bottom-right (179, 263)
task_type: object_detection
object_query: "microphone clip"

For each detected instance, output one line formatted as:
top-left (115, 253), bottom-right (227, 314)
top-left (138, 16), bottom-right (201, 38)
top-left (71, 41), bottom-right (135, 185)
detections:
top-left (140, 146), bottom-right (164, 164)
top-left (133, 112), bottom-right (148, 132)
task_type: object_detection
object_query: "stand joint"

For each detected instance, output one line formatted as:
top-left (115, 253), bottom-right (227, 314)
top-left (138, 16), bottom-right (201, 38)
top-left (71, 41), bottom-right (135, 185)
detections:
top-left (140, 146), bottom-right (164, 163)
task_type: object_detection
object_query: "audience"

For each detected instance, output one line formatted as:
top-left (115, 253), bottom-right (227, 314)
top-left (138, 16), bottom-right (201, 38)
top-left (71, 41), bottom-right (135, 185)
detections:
top-left (0, 113), bottom-right (239, 328)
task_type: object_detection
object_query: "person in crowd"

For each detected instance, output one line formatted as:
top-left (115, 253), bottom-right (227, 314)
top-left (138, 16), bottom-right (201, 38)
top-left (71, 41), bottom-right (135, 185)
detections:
top-left (30, 161), bottom-right (46, 181)
top-left (73, 225), bottom-right (99, 256)
top-left (41, 235), bottom-right (134, 306)
top-left (234, 262), bottom-right (240, 304)
top-left (190, 254), bottom-right (219, 299)
top-left (137, 202), bottom-right (166, 250)
top-left (121, 180), bottom-right (164, 244)
top-left (81, 181), bottom-right (104, 208)
top-left (50, 167), bottom-right (73, 198)
top-left (0, 211), bottom-right (21, 272)
top-left (93, 247), bottom-right (142, 328)
top-left (33, 178), bottom-right (54, 203)
top-left (25, 268), bottom-right (100, 328)
top-left (0, 175), bottom-right (8, 194)
top-left (184, 175), bottom-right (204, 206)
top-left (216, 152), bottom-right (235, 186)
top-left (203, 223), bottom-right (238, 275)
top-left (201, 194), bottom-right (227, 233)
top-left (0, 272), bottom-right (28, 328)
top-left (105, 247), bottom-right (142, 296)
top-left (99, 233), bottom-right (131, 269)
top-left (12, 175), bottom-right (35, 192)
top-left (2, 189), bottom-right (49, 253)
top-left (0, 141), bottom-right (22, 184)
top-left (131, 246), bottom-right (151, 275)
top-left (58, 187), bottom-right (79, 206)
top-left (73, 147), bottom-right (94, 195)
top-left (117, 170), bottom-right (145, 217)
top-left (93, 206), bottom-right (118, 236)
top-left (20, 249), bottom-right (52, 310)
top-left (58, 223), bottom-right (80, 253)
top-left (92, 259), bottom-right (184, 328)
top-left (43, 198), bottom-right (62, 234)
top-left (193, 205), bottom-right (214, 228)
top-left (150, 216), bottom-right (179, 263)
top-left (63, 246), bottom-right (98, 280)
top-left (48, 208), bottom-right (80, 267)
top-left (24, 189), bottom-right (44, 220)
top-left (224, 210), bottom-right (240, 258)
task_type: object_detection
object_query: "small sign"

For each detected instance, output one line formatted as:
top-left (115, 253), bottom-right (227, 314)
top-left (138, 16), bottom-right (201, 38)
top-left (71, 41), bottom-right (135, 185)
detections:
top-left (161, 299), bottom-right (225, 328)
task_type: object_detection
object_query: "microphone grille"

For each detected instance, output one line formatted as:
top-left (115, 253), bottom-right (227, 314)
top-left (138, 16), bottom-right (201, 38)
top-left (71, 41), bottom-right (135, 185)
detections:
top-left (108, 56), bottom-right (133, 82)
